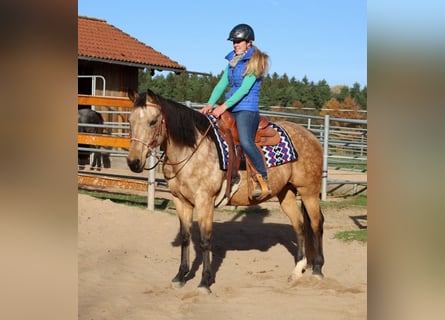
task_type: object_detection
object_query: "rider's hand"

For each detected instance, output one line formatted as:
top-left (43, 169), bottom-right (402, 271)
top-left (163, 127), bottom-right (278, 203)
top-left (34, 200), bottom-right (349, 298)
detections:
top-left (212, 104), bottom-right (228, 118)
top-left (199, 104), bottom-right (213, 114)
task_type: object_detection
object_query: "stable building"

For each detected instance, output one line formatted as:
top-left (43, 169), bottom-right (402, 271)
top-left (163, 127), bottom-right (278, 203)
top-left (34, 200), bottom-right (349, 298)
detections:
top-left (78, 15), bottom-right (186, 99)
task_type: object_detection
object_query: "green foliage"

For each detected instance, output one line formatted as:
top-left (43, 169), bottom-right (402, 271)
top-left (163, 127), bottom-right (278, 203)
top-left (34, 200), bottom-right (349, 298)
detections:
top-left (137, 69), bottom-right (367, 115)
top-left (78, 189), bottom-right (175, 212)
top-left (320, 195), bottom-right (367, 209)
top-left (334, 230), bottom-right (367, 243)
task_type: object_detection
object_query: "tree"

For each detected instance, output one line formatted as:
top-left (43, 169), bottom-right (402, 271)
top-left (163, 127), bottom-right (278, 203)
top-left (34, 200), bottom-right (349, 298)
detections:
top-left (321, 97), bottom-right (342, 126)
top-left (321, 96), bottom-right (364, 127)
top-left (342, 96), bottom-right (365, 124)
top-left (333, 86), bottom-right (350, 102)
top-left (261, 72), bottom-right (281, 106)
top-left (352, 83), bottom-right (367, 110)
top-left (138, 69), bottom-right (152, 91)
top-left (312, 79), bottom-right (332, 110)
top-left (136, 70), bottom-right (367, 117)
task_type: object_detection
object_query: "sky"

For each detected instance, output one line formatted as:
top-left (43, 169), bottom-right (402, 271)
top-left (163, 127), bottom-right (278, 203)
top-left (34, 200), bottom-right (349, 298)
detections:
top-left (78, 0), bottom-right (367, 88)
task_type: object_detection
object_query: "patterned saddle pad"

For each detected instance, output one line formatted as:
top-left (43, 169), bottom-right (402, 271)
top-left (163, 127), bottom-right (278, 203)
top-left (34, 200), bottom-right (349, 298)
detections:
top-left (206, 115), bottom-right (298, 170)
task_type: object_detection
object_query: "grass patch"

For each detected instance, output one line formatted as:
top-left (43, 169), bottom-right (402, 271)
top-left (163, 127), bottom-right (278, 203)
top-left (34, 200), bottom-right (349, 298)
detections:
top-left (334, 229), bottom-right (367, 243)
top-left (324, 195), bottom-right (367, 243)
top-left (321, 194), bottom-right (367, 209)
top-left (78, 189), bottom-right (175, 212)
top-left (328, 164), bottom-right (367, 172)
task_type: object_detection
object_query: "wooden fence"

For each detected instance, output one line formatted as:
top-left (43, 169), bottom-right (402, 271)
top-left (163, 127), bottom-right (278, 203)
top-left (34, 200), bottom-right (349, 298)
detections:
top-left (78, 95), bottom-right (367, 208)
top-left (77, 95), bottom-right (132, 148)
top-left (77, 95), bottom-right (141, 195)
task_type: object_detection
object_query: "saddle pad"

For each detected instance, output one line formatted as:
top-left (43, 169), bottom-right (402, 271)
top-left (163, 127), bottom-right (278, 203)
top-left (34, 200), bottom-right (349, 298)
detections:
top-left (206, 115), bottom-right (298, 170)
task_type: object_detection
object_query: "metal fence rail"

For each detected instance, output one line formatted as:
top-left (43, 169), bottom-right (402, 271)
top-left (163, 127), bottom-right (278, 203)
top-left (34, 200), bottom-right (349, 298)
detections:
top-left (78, 99), bottom-right (367, 204)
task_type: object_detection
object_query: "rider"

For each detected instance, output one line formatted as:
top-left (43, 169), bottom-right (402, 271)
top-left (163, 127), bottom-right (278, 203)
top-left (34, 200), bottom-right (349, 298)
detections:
top-left (200, 23), bottom-right (271, 200)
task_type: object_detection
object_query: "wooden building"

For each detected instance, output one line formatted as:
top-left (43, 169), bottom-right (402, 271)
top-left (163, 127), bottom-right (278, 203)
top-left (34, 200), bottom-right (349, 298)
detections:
top-left (78, 14), bottom-right (187, 134)
top-left (78, 15), bottom-right (186, 98)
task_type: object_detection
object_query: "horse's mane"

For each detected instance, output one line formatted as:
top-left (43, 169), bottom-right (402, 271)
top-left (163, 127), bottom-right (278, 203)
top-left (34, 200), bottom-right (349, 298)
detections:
top-left (134, 92), bottom-right (216, 148)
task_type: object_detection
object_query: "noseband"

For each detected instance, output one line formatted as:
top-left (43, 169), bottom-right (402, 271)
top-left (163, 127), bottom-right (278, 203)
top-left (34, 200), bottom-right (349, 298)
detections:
top-left (130, 102), bottom-right (166, 149)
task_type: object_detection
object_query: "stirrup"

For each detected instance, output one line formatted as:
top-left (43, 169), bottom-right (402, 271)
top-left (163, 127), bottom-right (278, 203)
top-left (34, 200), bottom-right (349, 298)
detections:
top-left (252, 174), bottom-right (272, 201)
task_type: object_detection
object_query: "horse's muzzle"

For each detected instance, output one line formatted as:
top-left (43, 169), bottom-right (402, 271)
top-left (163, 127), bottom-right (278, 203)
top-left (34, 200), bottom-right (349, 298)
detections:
top-left (127, 157), bottom-right (144, 173)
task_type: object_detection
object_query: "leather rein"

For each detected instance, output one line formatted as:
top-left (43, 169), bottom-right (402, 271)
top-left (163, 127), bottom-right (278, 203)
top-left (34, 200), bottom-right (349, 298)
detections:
top-left (130, 101), bottom-right (213, 170)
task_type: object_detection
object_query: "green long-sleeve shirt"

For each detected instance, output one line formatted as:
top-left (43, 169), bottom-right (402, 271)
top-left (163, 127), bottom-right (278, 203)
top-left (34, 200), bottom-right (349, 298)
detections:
top-left (207, 66), bottom-right (257, 109)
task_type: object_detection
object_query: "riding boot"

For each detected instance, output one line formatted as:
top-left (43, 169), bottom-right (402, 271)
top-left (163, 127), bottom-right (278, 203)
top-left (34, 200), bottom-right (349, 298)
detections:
top-left (252, 174), bottom-right (272, 200)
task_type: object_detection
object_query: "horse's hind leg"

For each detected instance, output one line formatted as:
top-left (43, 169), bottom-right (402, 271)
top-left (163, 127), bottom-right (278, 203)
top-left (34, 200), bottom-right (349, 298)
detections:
top-left (102, 151), bottom-right (111, 168)
top-left (300, 194), bottom-right (325, 278)
top-left (171, 198), bottom-right (193, 288)
top-left (277, 187), bottom-right (308, 281)
top-left (91, 151), bottom-right (102, 170)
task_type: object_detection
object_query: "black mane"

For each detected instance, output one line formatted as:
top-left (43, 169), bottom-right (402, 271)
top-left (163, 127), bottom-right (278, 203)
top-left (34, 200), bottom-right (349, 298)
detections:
top-left (135, 92), bottom-right (216, 148)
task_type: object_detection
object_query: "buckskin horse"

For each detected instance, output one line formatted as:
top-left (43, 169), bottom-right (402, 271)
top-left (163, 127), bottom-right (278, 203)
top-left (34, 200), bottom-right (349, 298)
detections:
top-left (126, 89), bottom-right (324, 293)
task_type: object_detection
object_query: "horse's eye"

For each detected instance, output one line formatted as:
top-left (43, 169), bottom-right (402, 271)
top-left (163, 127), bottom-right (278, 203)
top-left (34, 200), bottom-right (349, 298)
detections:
top-left (149, 119), bottom-right (157, 127)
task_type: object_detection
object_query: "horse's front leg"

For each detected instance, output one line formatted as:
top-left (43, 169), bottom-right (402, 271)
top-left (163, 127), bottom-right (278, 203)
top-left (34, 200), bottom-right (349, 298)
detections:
top-left (91, 151), bottom-right (102, 171)
top-left (171, 197), bottom-right (193, 288)
top-left (196, 199), bottom-right (215, 293)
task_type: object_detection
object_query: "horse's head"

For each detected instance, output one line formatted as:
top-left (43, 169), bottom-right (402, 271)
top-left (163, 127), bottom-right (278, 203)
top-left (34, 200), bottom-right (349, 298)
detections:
top-left (126, 89), bottom-right (166, 173)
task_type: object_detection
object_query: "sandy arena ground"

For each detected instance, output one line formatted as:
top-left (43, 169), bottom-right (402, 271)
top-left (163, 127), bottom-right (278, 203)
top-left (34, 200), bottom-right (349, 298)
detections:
top-left (78, 192), bottom-right (367, 320)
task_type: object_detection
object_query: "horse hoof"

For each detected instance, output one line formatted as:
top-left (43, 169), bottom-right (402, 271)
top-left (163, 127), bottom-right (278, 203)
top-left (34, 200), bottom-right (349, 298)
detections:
top-left (312, 272), bottom-right (324, 280)
top-left (312, 264), bottom-right (324, 280)
top-left (197, 286), bottom-right (211, 295)
top-left (289, 257), bottom-right (307, 282)
top-left (288, 272), bottom-right (303, 283)
top-left (171, 281), bottom-right (185, 289)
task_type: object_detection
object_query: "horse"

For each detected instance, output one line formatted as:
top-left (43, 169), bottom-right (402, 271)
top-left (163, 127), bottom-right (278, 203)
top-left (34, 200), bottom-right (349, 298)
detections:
top-left (126, 88), bottom-right (325, 293)
top-left (78, 108), bottom-right (110, 170)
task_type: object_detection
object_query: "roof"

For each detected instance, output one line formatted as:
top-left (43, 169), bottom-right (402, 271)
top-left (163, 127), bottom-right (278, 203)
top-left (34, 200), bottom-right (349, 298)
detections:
top-left (78, 16), bottom-right (186, 72)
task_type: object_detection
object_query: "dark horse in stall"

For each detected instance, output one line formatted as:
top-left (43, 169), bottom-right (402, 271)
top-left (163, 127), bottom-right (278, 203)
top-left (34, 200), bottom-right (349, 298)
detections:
top-left (126, 89), bottom-right (325, 293)
top-left (78, 108), bottom-right (110, 170)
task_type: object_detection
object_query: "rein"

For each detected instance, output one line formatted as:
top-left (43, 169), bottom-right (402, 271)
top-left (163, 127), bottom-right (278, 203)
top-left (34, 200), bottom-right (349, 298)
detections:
top-left (130, 102), bottom-right (213, 172)
top-left (162, 123), bottom-right (212, 166)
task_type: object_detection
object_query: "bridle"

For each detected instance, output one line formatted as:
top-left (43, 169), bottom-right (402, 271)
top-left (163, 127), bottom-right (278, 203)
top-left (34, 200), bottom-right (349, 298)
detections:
top-left (129, 101), bottom-right (213, 171)
top-left (130, 101), bottom-right (165, 150)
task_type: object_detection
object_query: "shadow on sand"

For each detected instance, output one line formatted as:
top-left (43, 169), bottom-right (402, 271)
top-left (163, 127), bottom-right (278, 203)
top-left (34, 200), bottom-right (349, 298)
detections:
top-left (171, 206), bottom-right (299, 284)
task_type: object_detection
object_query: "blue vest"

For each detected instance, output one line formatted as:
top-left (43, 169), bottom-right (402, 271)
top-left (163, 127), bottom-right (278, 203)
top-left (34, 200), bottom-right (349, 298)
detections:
top-left (224, 47), bottom-right (262, 112)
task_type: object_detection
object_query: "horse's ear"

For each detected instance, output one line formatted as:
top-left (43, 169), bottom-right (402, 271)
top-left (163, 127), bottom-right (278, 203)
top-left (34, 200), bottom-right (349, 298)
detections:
top-left (127, 89), bottom-right (139, 102)
top-left (145, 88), bottom-right (159, 104)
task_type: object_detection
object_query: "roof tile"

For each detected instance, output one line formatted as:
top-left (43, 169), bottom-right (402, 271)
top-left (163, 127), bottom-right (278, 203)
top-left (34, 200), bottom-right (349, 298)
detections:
top-left (78, 16), bottom-right (185, 71)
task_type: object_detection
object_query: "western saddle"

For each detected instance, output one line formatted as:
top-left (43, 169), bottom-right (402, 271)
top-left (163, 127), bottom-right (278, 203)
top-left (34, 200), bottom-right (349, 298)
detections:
top-left (216, 112), bottom-right (280, 200)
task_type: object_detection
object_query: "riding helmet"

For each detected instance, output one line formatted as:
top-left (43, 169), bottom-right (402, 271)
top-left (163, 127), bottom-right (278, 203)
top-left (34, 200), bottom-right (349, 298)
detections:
top-left (227, 23), bottom-right (255, 42)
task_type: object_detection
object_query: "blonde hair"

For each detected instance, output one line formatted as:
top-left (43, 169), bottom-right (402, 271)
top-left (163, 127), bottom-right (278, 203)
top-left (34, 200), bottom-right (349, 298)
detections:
top-left (243, 45), bottom-right (269, 78)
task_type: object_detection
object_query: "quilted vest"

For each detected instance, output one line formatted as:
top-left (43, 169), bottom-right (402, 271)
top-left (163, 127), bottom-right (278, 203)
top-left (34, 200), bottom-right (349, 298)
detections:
top-left (224, 47), bottom-right (262, 112)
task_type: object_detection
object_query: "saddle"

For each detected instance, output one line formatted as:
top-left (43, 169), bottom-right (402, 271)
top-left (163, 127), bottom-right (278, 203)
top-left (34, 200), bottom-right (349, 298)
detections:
top-left (216, 112), bottom-right (280, 200)
top-left (217, 112), bottom-right (280, 146)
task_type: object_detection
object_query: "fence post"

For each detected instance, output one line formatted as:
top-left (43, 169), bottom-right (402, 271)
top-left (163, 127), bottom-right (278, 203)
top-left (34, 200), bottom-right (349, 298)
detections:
top-left (147, 150), bottom-right (157, 211)
top-left (321, 115), bottom-right (330, 201)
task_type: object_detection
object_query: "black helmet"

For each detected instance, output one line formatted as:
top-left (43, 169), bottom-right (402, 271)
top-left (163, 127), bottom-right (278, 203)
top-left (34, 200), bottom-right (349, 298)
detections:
top-left (227, 23), bottom-right (255, 42)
